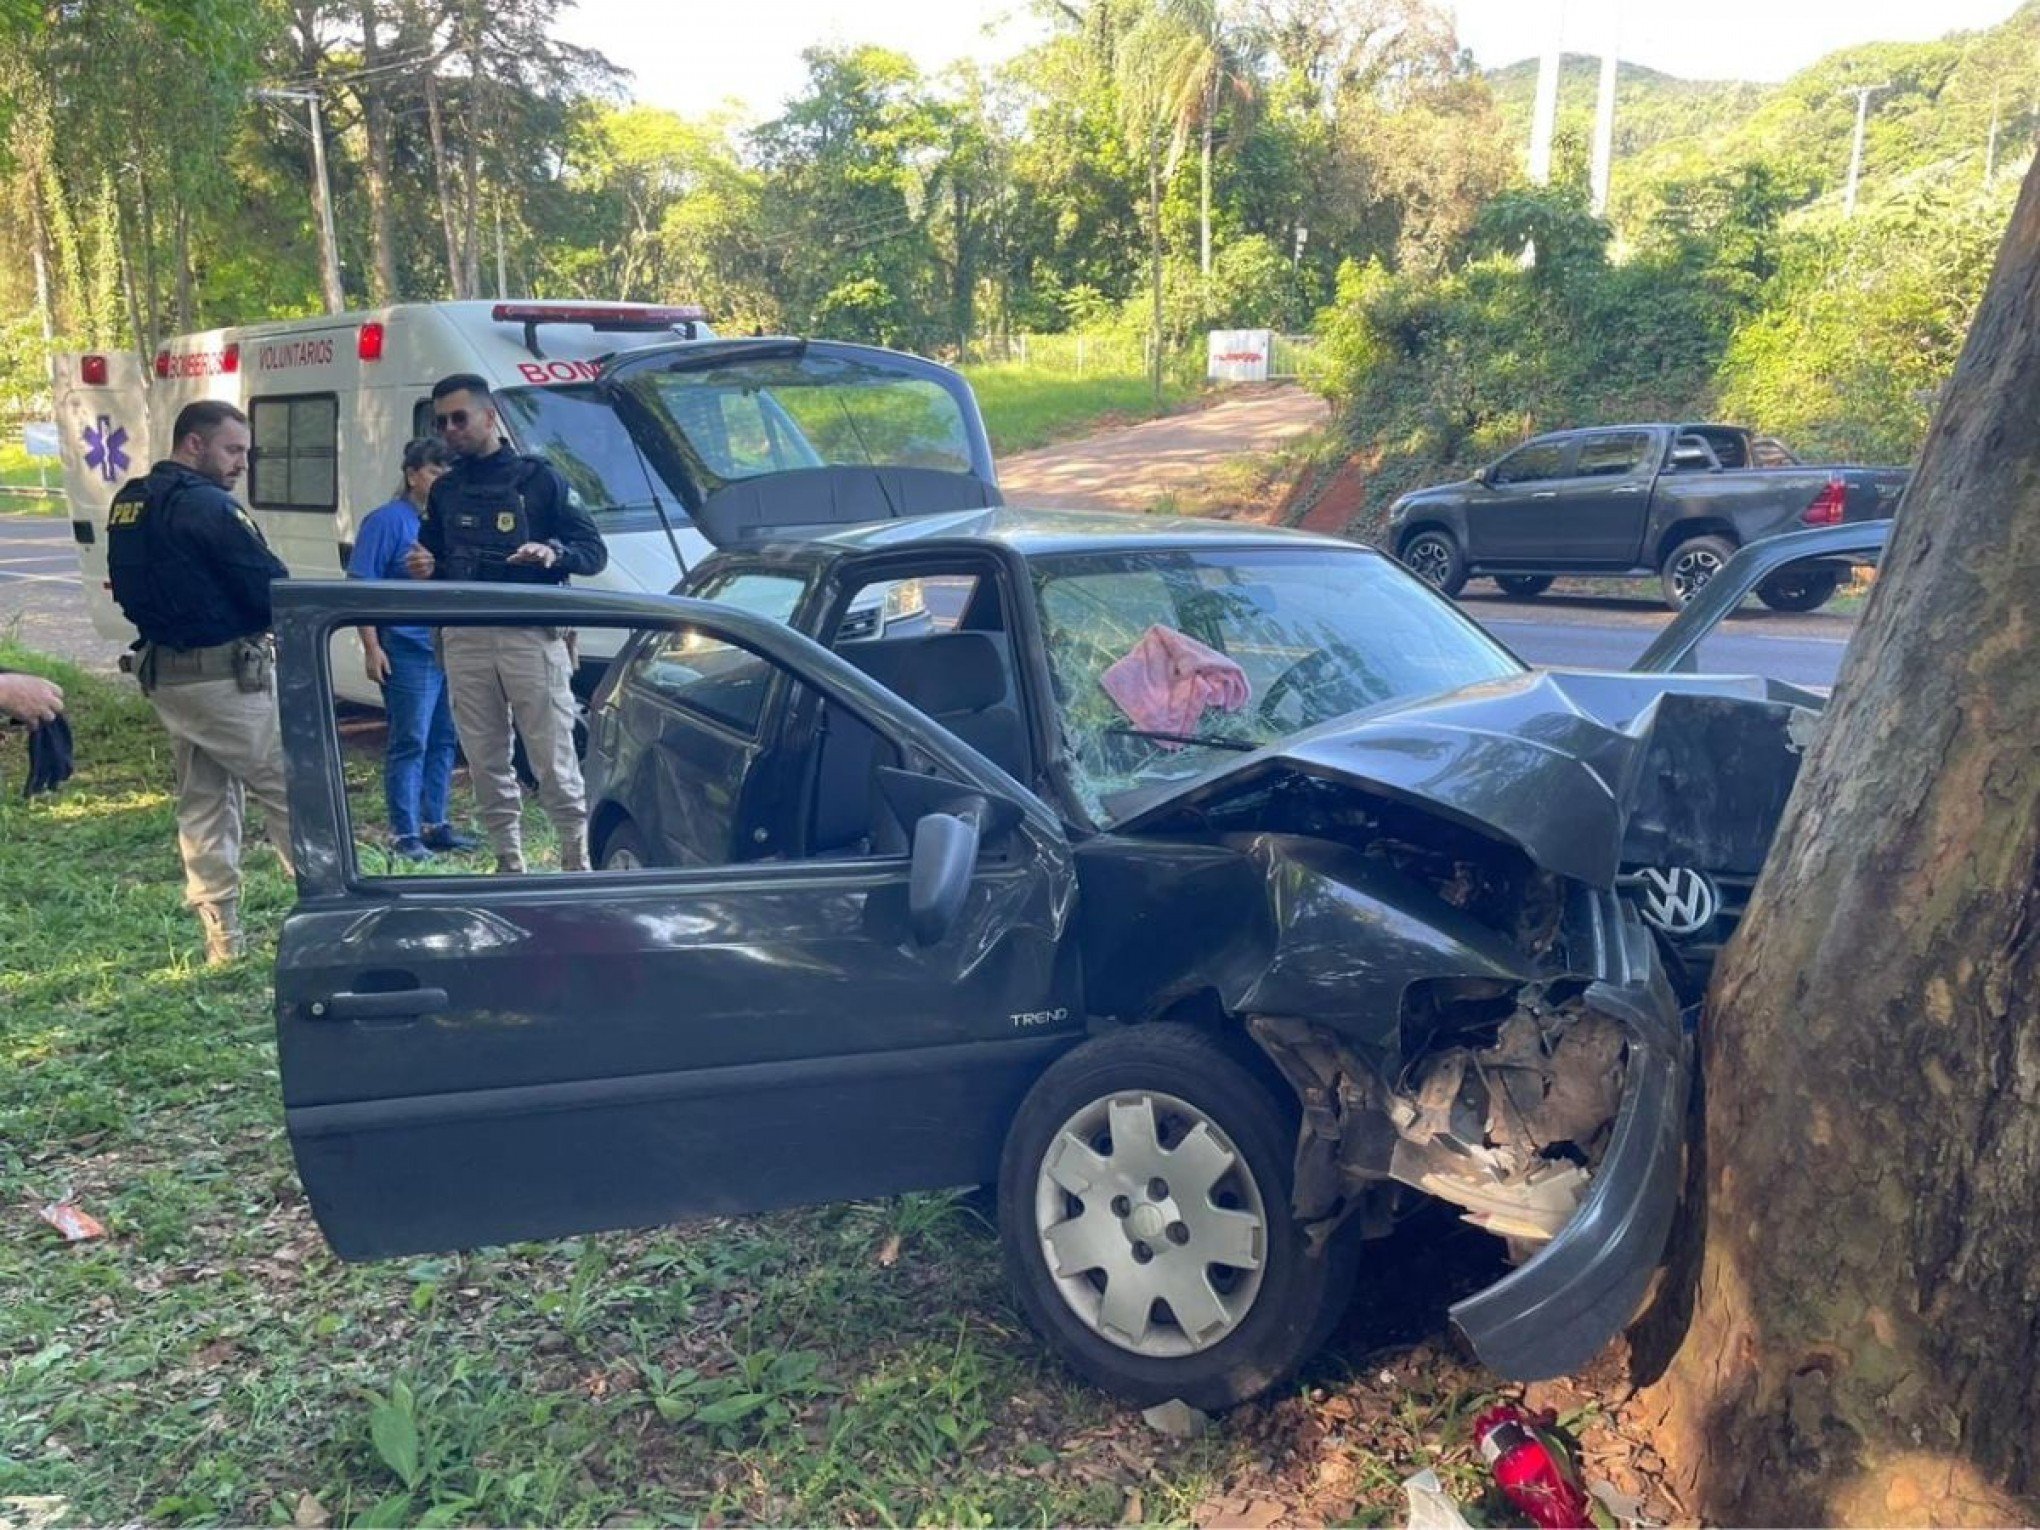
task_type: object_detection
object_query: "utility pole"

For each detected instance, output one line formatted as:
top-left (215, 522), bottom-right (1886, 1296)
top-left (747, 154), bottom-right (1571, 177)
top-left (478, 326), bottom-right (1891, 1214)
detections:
top-left (255, 87), bottom-right (345, 312)
top-left (1986, 84), bottom-right (2001, 185)
top-left (1842, 82), bottom-right (1890, 218)
top-left (1590, 14), bottom-right (1619, 216)
top-left (1527, 2), bottom-right (1564, 186)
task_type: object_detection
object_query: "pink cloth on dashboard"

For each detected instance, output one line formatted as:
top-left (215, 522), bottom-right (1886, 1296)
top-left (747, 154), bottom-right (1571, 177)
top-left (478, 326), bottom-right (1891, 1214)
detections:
top-left (1099, 624), bottom-right (1251, 739)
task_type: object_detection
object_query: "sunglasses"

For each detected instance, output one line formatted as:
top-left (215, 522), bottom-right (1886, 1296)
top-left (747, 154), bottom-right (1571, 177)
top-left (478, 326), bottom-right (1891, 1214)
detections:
top-left (433, 409), bottom-right (474, 430)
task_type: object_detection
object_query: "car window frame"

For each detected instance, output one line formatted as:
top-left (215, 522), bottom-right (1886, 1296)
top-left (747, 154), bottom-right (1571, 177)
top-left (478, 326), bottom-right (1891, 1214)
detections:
top-left (1571, 430), bottom-right (1654, 480)
top-left (1489, 437), bottom-right (1576, 487)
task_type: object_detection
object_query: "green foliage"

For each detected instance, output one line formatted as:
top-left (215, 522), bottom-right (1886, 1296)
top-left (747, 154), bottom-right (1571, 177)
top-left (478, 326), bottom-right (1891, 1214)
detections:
top-left (1718, 182), bottom-right (2016, 461)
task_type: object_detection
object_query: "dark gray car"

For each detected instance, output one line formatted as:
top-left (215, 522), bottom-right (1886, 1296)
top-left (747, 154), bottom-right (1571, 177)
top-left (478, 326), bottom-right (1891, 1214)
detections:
top-left (266, 345), bottom-right (1827, 1411)
top-left (1388, 423), bottom-right (1905, 610)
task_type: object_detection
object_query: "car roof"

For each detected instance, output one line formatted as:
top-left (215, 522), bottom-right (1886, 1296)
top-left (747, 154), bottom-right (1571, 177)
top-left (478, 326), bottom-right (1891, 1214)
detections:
top-left (732, 504), bottom-right (1372, 564)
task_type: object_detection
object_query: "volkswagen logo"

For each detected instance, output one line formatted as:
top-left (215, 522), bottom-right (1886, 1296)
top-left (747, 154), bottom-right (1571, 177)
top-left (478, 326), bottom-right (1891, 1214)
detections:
top-left (1633, 867), bottom-right (1720, 938)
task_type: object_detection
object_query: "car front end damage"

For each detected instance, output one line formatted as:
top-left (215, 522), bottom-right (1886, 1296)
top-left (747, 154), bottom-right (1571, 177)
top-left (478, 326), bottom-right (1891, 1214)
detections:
top-left (1248, 884), bottom-right (1683, 1380)
top-left (1080, 673), bottom-right (1782, 1379)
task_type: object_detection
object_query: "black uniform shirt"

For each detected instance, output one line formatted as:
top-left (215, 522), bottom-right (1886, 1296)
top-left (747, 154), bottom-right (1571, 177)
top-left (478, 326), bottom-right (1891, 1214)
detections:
top-left (418, 444), bottom-right (608, 585)
top-left (106, 462), bottom-right (289, 649)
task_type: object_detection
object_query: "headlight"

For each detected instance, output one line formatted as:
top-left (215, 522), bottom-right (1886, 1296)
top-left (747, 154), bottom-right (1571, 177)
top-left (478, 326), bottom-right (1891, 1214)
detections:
top-left (882, 578), bottom-right (926, 623)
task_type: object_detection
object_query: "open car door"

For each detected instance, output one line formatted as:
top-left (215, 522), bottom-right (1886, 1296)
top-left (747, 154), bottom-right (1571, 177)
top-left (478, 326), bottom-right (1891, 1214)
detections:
top-left (601, 338), bottom-right (1002, 550)
top-left (270, 579), bottom-right (1081, 1259)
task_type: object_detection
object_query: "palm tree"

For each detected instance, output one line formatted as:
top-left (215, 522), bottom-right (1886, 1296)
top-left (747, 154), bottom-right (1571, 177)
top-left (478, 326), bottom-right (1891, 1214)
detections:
top-left (1123, 0), bottom-right (1261, 279)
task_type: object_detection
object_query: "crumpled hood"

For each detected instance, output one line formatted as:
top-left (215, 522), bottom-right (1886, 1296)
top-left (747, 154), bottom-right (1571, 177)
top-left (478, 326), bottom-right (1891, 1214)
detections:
top-left (1113, 669), bottom-right (1813, 887)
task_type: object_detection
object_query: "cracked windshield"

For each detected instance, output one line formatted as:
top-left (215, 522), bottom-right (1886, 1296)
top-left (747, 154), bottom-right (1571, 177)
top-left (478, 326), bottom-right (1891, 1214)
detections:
top-left (1034, 547), bottom-right (1523, 822)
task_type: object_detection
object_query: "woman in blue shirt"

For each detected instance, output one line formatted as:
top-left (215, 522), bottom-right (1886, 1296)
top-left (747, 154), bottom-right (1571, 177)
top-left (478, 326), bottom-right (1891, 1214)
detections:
top-left (348, 438), bottom-right (477, 861)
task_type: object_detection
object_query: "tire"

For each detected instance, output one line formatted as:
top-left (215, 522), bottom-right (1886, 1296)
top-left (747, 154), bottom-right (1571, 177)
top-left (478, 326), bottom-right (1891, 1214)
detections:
top-left (1399, 530), bottom-right (1467, 598)
top-left (1659, 534), bottom-right (1736, 610)
top-left (997, 1025), bottom-right (1361, 1411)
top-left (598, 818), bottom-right (648, 871)
top-left (1755, 568), bottom-right (1840, 613)
top-left (1493, 575), bottom-right (1554, 599)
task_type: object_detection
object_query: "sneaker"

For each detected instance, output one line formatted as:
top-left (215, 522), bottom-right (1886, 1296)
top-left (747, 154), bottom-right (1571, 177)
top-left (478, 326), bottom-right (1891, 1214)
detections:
top-left (421, 823), bottom-right (479, 853)
top-left (391, 835), bottom-right (434, 863)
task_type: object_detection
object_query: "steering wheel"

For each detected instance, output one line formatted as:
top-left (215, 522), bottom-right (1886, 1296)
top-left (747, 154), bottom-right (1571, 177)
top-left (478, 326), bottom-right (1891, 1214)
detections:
top-left (1256, 650), bottom-right (1343, 732)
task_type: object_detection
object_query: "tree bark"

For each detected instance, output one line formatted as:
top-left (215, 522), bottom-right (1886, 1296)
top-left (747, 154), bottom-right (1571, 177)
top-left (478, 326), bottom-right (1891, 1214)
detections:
top-left (1643, 149), bottom-right (2040, 1527)
top-left (1148, 150), bottom-right (1164, 404)
top-left (358, 0), bottom-right (399, 304)
top-left (423, 65), bottom-right (466, 297)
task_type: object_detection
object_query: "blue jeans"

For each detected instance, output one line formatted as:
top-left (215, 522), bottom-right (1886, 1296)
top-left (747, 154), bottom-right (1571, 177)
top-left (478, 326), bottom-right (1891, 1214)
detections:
top-left (381, 635), bottom-right (457, 840)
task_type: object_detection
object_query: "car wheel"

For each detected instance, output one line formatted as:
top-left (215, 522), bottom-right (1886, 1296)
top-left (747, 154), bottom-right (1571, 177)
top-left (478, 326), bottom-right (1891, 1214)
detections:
top-left (1399, 530), bottom-right (1467, 598)
top-left (997, 1025), bottom-right (1360, 1410)
top-left (1660, 534), bottom-right (1736, 609)
top-left (599, 819), bottom-right (648, 871)
top-left (1755, 568), bottom-right (1840, 612)
top-left (1494, 575), bottom-right (1554, 599)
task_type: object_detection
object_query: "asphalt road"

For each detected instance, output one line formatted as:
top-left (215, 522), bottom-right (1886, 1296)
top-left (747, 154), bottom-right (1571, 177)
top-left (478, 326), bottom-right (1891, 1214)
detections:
top-left (0, 510), bottom-right (123, 672)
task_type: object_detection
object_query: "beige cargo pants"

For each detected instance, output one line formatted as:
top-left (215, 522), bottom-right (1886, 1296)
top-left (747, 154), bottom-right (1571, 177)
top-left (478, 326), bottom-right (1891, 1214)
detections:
top-left (147, 672), bottom-right (296, 914)
top-left (440, 626), bottom-right (588, 872)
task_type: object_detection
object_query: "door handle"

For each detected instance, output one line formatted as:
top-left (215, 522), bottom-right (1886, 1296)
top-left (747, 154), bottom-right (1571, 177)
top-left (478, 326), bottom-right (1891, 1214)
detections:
top-left (312, 988), bottom-right (450, 1020)
top-left (1531, 491), bottom-right (1559, 498)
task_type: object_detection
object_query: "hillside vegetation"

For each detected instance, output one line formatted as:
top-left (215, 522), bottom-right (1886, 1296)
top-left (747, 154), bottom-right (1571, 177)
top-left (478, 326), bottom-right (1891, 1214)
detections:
top-left (1308, 3), bottom-right (2036, 541)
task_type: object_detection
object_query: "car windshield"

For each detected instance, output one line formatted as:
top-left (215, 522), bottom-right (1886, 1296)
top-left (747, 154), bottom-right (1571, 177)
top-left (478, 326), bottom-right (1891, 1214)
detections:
top-left (619, 352), bottom-right (977, 492)
top-left (1032, 546), bottom-right (1524, 824)
top-left (495, 384), bottom-right (685, 521)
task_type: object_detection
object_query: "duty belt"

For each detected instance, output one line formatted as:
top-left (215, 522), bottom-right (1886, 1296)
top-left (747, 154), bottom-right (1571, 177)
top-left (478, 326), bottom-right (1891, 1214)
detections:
top-left (139, 640), bottom-right (241, 688)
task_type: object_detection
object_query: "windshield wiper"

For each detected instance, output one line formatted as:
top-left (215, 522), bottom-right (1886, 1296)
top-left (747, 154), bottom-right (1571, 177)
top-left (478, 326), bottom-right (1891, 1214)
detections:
top-left (1103, 725), bottom-right (1259, 752)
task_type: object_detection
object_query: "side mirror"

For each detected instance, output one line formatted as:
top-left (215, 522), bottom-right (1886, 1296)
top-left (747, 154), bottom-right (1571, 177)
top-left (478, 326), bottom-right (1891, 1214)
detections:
top-left (1472, 466), bottom-right (1491, 487)
top-left (909, 810), bottom-right (980, 945)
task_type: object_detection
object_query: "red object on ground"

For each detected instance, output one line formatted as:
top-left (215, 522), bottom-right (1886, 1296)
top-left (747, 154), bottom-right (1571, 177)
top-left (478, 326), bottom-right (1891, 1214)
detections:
top-left (1473, 1404), bottom-right (1593, 1529)
top-left (38, 1202), bottom-right (106, 1242)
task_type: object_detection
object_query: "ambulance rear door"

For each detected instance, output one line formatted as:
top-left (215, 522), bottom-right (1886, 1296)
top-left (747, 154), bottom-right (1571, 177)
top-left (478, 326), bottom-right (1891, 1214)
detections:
top-left (52, 349), bottom-right (149, 643)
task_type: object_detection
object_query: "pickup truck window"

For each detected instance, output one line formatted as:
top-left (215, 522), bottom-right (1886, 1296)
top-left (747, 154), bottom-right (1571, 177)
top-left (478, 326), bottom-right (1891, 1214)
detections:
top-left (1575, 431), bottom-right (1651, 478)
top-left (1490, 440), bottom-right (1570, 485)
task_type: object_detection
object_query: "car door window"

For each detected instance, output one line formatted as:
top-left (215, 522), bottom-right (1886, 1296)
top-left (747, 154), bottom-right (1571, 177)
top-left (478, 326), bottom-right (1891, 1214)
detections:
top-left (1573, 432), bottom-right (1651, 478)
top-left (1490, 440), bottom-right (1570, 486)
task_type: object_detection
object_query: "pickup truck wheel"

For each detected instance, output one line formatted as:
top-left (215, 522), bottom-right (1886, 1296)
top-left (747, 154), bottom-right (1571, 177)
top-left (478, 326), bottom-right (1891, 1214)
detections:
top-left (998, 1026), bottom-right (1360, 1410)
top-left (1755, 569), bottom-right (1840, 612)
top-left (1660, 535), bottom-right (1736, 609)
top-left (1494, 575), bottom-right (1554, 599)
top-left (1399, 531), bottom-right (1467, 598)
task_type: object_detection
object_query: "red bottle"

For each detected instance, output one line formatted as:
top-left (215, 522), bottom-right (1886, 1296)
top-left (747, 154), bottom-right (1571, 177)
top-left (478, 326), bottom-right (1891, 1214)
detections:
top-left (1472, 1404), bottom-right (1594, 1529)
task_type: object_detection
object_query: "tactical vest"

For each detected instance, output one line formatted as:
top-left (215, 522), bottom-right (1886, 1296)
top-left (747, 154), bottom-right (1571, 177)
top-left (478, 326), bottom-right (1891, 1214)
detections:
top-left (438, 457), bottom-right (548, 581)
top-left (106, 473), bottom-right (197, 645)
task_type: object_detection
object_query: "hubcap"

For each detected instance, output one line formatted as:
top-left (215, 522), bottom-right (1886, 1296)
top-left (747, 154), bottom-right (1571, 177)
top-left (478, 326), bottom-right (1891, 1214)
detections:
top-left (1672, 548), bottom-right (1724, 602)
top-left (1405, 538), bottom-right (1452, 589)
top-left (1033, 1090), bottom-right (1268, 1358)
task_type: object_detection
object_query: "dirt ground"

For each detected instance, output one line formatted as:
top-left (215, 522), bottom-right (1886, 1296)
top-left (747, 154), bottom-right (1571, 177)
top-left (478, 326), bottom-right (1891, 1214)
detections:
top-left (998, 384), bottom-right (1331, 513)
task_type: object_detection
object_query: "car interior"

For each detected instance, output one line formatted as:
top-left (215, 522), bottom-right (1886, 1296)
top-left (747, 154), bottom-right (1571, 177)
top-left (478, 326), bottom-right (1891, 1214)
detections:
top-left (807, 571), bottom-right (1032, 857)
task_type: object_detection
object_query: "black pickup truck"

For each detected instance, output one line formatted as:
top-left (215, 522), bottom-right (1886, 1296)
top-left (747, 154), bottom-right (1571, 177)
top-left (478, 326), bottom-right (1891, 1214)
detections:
top-left (1386, 423), bottom-right (1906, 610)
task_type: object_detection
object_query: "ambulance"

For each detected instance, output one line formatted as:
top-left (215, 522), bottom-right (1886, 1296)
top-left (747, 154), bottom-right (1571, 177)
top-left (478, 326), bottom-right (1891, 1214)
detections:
top-left (53, 301), bottom-right (922, 707)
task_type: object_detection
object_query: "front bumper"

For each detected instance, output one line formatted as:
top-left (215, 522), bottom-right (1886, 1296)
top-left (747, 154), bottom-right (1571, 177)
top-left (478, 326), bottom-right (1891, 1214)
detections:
top-left (1448, 900), bottom-right (1689, 1379)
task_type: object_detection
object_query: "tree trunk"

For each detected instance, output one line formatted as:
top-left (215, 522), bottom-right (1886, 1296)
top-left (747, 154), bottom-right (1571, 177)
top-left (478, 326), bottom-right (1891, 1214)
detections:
top-left (1148, 151), bottom-right (1164, 404)
top-left (460, 3), bottom-right (484, 300)
top-left (1643, 149), bottom-right (2040, 1528)
top-left (172, 198), bottom-right (192, 329)
top-left (1200, 86), bottom-right (1214, 279)
top-left (135, 167), bottom-right (161, 346)
top-left (424, 65), bottom-right (466, 297)
top-left (358, 0), bottom-right (399, 304)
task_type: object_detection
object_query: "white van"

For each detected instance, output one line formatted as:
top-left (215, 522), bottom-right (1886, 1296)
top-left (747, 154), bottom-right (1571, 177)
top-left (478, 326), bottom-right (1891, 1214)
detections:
top-left (55, 300), bottom-right (749, 707)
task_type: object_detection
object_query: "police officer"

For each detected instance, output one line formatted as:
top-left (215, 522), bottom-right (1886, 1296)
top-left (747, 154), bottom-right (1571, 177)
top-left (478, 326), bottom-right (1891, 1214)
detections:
top-left (405, 373), bottom-right (606, 873)
top-left (107, 400), bottom-right (294, 964)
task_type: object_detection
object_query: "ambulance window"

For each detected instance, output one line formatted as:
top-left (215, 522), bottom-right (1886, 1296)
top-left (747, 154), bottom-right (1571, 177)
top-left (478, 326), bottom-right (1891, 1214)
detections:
top-left (249, 395), bottom-right (338, 511)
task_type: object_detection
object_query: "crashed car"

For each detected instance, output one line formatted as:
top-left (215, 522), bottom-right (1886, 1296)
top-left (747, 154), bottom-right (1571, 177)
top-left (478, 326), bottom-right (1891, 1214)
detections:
top-left (270, 340), bottom-right (1823, 1409)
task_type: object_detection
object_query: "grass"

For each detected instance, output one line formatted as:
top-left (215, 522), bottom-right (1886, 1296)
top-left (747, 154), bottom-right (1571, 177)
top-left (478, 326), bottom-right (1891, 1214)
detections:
top-left (0, 645), bottom-right (1581, 1528)
top-left (963, 365), bottom-right (1201, 458)
top-left (1, 456), bottom-right (64, 516)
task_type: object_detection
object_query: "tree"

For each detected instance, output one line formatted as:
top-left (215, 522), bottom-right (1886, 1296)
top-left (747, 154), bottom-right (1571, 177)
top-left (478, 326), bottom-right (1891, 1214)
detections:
top-left (1644, 149), bottom-right (2040, 1526)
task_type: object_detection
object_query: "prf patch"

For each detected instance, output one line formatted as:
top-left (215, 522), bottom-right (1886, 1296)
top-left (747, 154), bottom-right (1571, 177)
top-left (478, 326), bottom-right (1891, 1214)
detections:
top-left (108, 501), bottom-right (144, 527)
top-left (496, 512), bottom-right (516, 534)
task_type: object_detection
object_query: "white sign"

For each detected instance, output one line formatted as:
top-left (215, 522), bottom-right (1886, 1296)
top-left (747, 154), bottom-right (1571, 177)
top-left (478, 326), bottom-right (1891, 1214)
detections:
top-left (22, 422), bottom-right (59, 458)
top-left (1207, 329), bottom-right (1272, 383)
